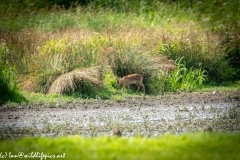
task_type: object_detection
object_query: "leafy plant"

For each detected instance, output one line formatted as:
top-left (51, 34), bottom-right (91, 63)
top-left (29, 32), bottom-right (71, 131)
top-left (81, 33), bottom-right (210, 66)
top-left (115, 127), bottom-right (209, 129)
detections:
top-left (166, 58), bottom-right (207, 92)
top-left (150, 58), bottom-right (207, 93)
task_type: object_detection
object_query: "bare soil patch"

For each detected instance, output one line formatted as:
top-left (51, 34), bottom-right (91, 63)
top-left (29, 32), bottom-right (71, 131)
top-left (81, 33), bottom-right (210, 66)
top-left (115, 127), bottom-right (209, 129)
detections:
top-left (0, 90), bottom-right (239, 139)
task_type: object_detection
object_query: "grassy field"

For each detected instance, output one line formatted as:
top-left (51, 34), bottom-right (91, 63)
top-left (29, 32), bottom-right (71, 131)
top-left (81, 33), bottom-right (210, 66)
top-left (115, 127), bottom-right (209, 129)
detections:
top-left (0, 132), bottom-right (240, 160)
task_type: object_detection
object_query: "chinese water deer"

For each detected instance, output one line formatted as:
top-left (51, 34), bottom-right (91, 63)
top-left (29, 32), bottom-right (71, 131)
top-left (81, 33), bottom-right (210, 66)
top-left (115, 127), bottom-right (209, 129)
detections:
top-left (110, 128), bottom-right (122, 137)
top-left (116, 74), bottom-right (145, 94)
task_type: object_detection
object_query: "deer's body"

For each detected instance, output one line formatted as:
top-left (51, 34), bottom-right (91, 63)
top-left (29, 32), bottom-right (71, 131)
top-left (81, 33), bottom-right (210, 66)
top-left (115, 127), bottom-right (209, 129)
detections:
top-left (116, 74), bottom-right (145, 94)
top-left (110, 128), bottom-right (122, 137)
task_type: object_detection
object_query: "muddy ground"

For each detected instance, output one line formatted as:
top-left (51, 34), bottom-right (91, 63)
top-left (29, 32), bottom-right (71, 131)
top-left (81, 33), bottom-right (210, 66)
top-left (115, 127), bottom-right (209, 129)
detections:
top-left (0, 90), bottom-right (240, 139)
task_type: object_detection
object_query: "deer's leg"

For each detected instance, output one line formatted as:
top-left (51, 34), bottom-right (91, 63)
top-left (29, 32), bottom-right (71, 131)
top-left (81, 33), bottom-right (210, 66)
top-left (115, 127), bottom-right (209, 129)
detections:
top-left (135, 83), bottom-right (140, 92)
top-left (122, 83), bottom-right (126, 92)
top-left (127, 84), bottom-right (130, 91)
top-left (121, 84), bottom-right (126, 92)
top-left (137, 82), bottom-right (145, 94)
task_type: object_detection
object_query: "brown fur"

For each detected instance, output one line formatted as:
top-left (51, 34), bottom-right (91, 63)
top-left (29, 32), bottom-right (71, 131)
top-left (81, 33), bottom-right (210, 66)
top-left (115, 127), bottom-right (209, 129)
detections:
top-left (110, 128), bottom-right (122, 137)
top-left (116, 74), bottom-right (145, 94)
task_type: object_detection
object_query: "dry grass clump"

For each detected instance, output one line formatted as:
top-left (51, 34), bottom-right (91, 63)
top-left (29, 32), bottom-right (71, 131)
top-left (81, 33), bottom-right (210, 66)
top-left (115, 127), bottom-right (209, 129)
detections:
top-left (48, 66), bottom-right (102, 94)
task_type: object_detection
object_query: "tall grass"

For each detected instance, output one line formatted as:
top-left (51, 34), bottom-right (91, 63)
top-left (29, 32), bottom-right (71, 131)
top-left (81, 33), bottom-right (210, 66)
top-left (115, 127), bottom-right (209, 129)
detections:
top-left (149, 58), bottom-right (207, 94)
top-left (26, 37), bottom-right (100, 93)
top-left (0, 0), bottom-right (239, 99)
top-left (159, 32), bottom-right (237, 82)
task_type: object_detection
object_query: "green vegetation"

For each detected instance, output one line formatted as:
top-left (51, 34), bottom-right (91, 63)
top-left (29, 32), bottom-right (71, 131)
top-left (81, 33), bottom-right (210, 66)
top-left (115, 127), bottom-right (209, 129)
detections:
top-left (0, 48), bottom-right (26, 104)
top-left (150, 58), bottom-right (207, 93)
top-left (0, 67), bottom-right (25, 105)
top-left (0, 132), bottom-right (240, 160)
top-left (0, 0), bottom-right (239, 103)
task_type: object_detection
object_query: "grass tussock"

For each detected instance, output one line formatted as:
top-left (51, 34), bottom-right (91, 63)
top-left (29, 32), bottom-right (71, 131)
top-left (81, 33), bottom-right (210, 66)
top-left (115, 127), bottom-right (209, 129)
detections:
top-left (48, 66), bottom-right (102, 95)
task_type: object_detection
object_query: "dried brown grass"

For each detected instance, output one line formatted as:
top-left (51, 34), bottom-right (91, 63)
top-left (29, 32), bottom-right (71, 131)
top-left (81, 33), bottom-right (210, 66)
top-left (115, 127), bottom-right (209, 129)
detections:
top-left (48, 66), bottom-right (102, 94)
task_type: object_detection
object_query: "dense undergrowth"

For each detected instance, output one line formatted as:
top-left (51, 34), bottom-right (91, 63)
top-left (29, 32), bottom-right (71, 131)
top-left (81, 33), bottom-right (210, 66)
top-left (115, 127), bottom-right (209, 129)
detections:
top-left (0, 132), bottom-right (240, 160)
top-left (0, 60), bottom-right (26, 104)
top-left (0, 0), bottom-right (239, 104)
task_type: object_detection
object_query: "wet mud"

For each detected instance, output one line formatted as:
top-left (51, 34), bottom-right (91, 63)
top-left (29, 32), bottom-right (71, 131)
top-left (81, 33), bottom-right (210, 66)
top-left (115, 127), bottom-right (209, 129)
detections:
top-left (0, 91), bottom-right (239, 139)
